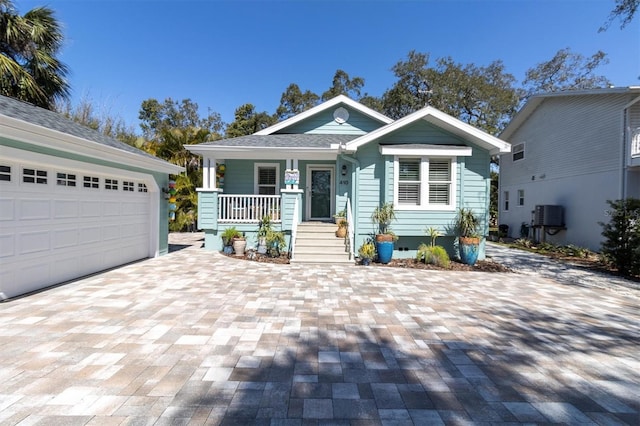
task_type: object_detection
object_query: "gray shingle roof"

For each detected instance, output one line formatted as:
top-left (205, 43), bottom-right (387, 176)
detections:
top-left (0, 95), bottom-right (158, 160)
top-left (201, 133), bottom-right (359, 148)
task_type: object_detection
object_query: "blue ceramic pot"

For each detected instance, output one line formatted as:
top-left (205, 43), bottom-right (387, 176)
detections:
top-left (376, 241), bottom-right (394, 264)
top-left (458, 237), bottom-right (479, 265)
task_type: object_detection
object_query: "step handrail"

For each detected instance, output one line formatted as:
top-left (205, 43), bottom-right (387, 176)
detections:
top-left (346, 198), bottom-right (355, 260)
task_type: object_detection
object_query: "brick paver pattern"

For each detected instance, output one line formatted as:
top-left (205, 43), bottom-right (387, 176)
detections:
top-left (0, 233), bottom-right (638, 425)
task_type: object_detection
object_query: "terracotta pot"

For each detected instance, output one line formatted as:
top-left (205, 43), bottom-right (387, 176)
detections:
top-left (375, 234), bottom-right (393, 242)
top-left (336, 226), bottom-right (347, 238)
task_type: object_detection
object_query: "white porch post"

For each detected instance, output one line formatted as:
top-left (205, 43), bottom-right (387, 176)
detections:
top-left (202, 156), bottom-right (216, 190)
top-left (285, 159), bottom-right (292, 190)
top-left (293, 159), bottom-right (299, 190)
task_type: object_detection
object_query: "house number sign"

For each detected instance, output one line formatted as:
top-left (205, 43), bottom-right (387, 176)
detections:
top-left (285, 169), bottom-right (300, 185)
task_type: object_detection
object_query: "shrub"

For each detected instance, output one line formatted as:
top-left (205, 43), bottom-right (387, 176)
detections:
top-left (599, 198), bottom-right (640, 276)
top-left (416, 244), bottom-right (450, 268)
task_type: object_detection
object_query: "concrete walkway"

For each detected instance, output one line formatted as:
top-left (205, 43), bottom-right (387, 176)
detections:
top-left (0, 233), bottom-right (638, 425)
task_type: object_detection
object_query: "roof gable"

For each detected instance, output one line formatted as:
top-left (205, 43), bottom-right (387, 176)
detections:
top-left (347, 106), bottom-right (510, 155)
top-left (254, 95), bottom-right (392, 135)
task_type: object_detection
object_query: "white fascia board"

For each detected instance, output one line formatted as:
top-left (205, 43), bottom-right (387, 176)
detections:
top-left (185, 145), bottom-right (339, 160)
top-left (254, 94), bottom-right (392, 135)
top-left (379, 145), bottom-right (472, 157)
top-left (349, 106), bottom-right (511, 155)
top-left (0, 115), bottom-right (184, 174)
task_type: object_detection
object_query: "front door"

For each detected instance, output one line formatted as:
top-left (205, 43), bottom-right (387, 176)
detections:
top-left (306, 166), bottom-right (334, 220)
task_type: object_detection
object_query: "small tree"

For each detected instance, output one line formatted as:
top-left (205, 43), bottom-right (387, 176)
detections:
top-left (599, 198), bottom-right (640, 276)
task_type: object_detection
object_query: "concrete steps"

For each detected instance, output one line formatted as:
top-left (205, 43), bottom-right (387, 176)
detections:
top-left (291, 222), bottom-right (353, 264)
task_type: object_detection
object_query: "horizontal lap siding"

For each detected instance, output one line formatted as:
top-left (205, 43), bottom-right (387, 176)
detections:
top-left (284, 109), bottom-right (384, 134)
top-left (223, 159), bottom-right (286, 194)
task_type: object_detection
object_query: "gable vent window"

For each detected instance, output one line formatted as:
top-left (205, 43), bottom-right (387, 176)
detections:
top-left (256, 165), bottom-right (279, 195)
top-left (83, 176), bottom-right (99, 189)
top-left (105, 178), bottom-right (118, 190)
top-left (123, 181), bottom-right (134, 192)
top-left (138, 183), bottom-right (148, 193)
top-left (513, 143), bottom-right (525, 162)
top-left (23, 168), bottom-right (47, 184)
top-left (0, 165), bottom-right (11, 182)
top-left (56, 172), bottom-right (77, 187)
top-left (394, 156), bottom-right (456, 210)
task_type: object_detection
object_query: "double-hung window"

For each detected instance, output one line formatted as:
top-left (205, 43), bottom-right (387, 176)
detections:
top-left (395, 156), bottom-right (456, 210)
top-left (254, 163), bottom-right (279, 195)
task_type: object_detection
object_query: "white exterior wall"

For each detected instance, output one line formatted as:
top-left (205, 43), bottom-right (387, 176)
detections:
top-left (499, 93), bottom-right (637, 251)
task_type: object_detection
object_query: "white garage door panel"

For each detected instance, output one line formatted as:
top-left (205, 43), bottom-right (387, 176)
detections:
top-left (0, 159), bottom-right (154, 300)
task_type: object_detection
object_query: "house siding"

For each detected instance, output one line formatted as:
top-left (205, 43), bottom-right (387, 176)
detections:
top-left (499, 92), bottom-right (636, 251)
top-left (282, 108), bottom-right (385, 135)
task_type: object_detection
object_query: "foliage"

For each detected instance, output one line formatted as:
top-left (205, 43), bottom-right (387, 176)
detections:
top-left (334, 209), bottom-right (346, 218)
top-left (221, 227), bottom-right (241, 246)
top-left (599, 198), bottom-right (640, 276)
top-left (358, 242), bottom-right (375, 260)
top-left (337, 218), bottom-right (348, 228)
top-left (490, 171), bottom-right (499, 226)
top-left (600, 0), bottom-right (638, 30)
top-left (276, 83), bottom-right (319, 120)
top-left (521, 48), bottom-right (610, 100)
top-left (424, 226), bottom-right (440, 248)
top-left (257, 215), bottom-right (273, 239)
top-left (265, 229), bottom-right (286, 257)
top-left (514, 238), bottom-right (532, 248)
top-left (321, 69), bottom-right (365, 101)
top-left (455, 208), bottom-right (481, 238)
top-left (0, 0), bottom-right (69, 109)
top-left (416, 244), bottom-right (450, 268)
top-left (225, 103), bottom-right (277, 137)
top-left (371, 202), bottom-right (396, 235)
top-left (381, 50), bottom-right (519, 134)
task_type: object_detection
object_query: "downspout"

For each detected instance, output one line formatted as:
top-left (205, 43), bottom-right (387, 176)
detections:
top-left (622, 107), bottom-right (628, 200)
top-left (339, 147), bottom-right (360, 241)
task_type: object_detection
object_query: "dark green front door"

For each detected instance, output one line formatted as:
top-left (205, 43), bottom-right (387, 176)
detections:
top-left (309, 167), bottom-right (333, 220)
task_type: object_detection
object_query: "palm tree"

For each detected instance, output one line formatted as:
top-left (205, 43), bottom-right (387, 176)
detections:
top-left (0, 0), bottom-right (69, 109)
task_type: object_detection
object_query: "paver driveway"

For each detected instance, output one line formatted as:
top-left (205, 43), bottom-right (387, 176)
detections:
top-left (0, 233), bottom-right (638, 425)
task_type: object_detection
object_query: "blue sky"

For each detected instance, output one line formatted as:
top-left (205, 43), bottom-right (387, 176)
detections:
top-left (17, 0), bottom-right (640, 131)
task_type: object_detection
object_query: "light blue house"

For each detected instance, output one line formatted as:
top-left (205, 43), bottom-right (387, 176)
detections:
top-left (186, 95), bottom-right (510, 263)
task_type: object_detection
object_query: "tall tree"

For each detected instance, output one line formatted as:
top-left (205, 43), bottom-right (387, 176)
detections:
top-left (321, 69), bottom-right (365, 101)
top-left (139, 97), bottom-right (224, 141)
top-left (276, 83), bottom-right (319, 120)
top-left (382, 51), bottom-right (519, 134)
top-left (0, 0), bottom-right (69, 109)
top-left (225, 103), bottom-right (276, 137)
top-left (521, 48), bottom-right (611, 100)
top-left (601, 0), bottom-right (638, 30)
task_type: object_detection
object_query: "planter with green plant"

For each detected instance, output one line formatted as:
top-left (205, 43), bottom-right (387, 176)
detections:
top-left (333, 209), bottom-right (346, 224)
top-left (358, 241), bottom-right (375, 266)
top-left (221, 227), bottom-right (240, 255)
top-left (257, 215), bottom-right (273, 254)
top-left (454, 208), bottom-right (481, 265)
top-left (336, 219), bottom-right (348, 238)
top-left (232, 232), bottom-right (247, 256)
top-left (371, 202), bottom-right (397, 263)
top-left (265, 229), bottom-right (286, 258)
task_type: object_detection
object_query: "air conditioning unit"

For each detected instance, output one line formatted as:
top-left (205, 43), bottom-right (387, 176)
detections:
top-left (534, 205), bottom-right (564, 227)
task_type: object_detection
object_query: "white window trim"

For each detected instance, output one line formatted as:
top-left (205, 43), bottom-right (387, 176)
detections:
top-left (513, 142), bottom-right (525, 162)
top-left (503, 190), bottom-right (510, 212)
top-left (517, 189), bottom-right (525, 207)
top-left (254, 162), bottom-right (280, 195)
top-left (393, 156), bottom-right (457, 211)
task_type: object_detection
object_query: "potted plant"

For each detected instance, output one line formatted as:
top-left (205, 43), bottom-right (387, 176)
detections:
top-left (256, 215), bottom-right (272, 254)
top-left (358, 242), bottom-right (375, 266)
top-left (336, 219), bottom-right (348, 238)
top-left (221, 227), bottom-right (240, 255)
top-left (371, 202), bottom-right (397, 264)
top-left (455, 207), bottom-right (481, 265)
top-left (333, 209), bottom-right (346, 224)
top-left (232, 231), bottom-right (247, 256)
top-left (265, 229), bottom-right (286, 258)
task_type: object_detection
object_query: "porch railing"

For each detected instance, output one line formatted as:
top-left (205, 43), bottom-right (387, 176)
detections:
top-left (218, 194), bottom-right (281, 223)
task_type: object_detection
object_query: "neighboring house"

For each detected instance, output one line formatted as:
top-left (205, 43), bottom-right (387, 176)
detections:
top-left (186, 95), bottom-right (510, 262)
top-left (0, 95), bottom-right (183, 300)
top-left (498, 86), bottom-right (640, 251)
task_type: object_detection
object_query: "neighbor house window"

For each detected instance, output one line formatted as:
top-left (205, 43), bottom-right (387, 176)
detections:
top-left (0, 165), bottom-right (11, 182)
top-left (513, 143), bottom-right (525, 162)
top-left (503, 191), bottom-right (509, 211)
top-left (23, 168), bottom-right (47, 184)
top-left (518, 189), bottom-right (525, 206)
top-left (138, 183), bottom-right (148, 193)
top-left (83, 176), bottom-right (99, 188)
top-left (254, 163), bottom-right (279, 195)
top-left (56, 172), bottom-right (76, 187)
top-left (105, 178), bottom-right (118, 190)
top-left (123, 181), bottom-right (134, 192)
top-left (394, 157), bottom-right (455, 210)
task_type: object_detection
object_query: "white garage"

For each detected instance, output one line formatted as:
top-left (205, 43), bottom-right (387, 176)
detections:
top-left (0, 95), bottom-right (183, 300)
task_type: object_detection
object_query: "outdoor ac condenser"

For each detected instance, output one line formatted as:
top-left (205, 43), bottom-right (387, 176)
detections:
top-left (533, 205), bottom-right (564, 227)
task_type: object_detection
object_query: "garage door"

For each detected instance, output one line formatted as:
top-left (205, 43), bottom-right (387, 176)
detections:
top-left (0, 154), bottom-right (155, 300)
